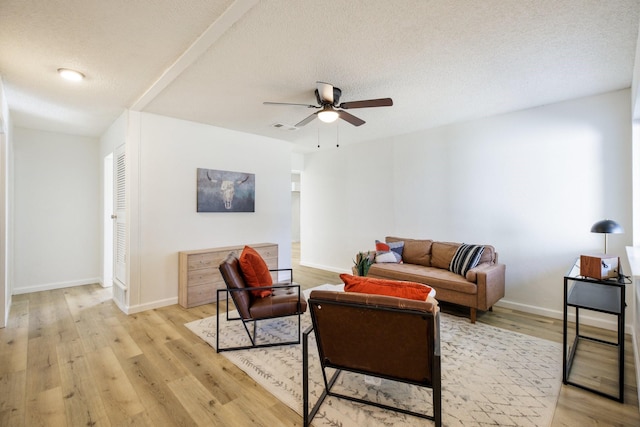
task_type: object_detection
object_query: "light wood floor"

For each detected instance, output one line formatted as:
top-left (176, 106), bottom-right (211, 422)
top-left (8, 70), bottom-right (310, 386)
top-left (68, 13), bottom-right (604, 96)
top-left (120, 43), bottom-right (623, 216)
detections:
top-left (0, 243), bottom-right (638, 426)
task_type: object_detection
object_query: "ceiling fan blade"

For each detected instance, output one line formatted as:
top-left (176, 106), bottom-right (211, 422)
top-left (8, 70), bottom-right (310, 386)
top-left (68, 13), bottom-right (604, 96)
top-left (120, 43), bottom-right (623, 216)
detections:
top-left (263, 101), bottom-right (318, 108)
top-left (338, 110), bottom-right (365, 127)
top-left (339, 98), bottom-right (393, 109)
top-left (295, 112), bottom-right (318, 127)
top-left (316, 81), bottom-right (334, 104)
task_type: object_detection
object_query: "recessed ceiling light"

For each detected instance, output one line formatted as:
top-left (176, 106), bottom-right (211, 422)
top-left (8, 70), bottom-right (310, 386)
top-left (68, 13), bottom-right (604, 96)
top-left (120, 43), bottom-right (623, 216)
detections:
top-left (57, 68), bottom-right (85, 82)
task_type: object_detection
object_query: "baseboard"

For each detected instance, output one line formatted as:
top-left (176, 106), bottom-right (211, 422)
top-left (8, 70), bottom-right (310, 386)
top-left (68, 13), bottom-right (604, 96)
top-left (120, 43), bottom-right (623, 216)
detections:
top-left (2, 294), bottom-right (10, 328)
top-left (497, 299), bottom-right (632, 334)
top-left (299, 261), bottom-right (350, 275)
top-left (98, 278), bottom-right (113, 288)
top-left (12, 277), bottom-right (101, 295)
top-left (126, 297), bottom-right (179, 314)
top-left (111, 295), bottom-right (128, 314)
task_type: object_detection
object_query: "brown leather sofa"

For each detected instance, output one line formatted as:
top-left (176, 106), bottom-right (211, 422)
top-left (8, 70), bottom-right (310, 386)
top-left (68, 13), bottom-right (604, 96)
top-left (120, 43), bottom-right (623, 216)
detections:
top-left (362, 236), bottom-right (505, 323)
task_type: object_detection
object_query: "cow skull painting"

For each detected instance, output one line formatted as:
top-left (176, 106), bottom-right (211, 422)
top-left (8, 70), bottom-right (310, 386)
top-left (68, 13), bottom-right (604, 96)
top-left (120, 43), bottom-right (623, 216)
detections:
top-left (197, 168), bottom-right (255, 212)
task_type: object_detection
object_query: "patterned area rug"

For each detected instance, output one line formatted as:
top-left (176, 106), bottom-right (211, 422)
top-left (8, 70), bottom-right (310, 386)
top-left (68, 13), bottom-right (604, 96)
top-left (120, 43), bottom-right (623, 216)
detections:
top-left (185, 285), bottom-right (562, 426)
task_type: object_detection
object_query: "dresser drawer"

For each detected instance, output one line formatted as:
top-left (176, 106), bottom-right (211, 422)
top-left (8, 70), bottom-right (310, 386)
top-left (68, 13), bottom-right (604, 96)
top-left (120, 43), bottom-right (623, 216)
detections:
top-left (178, 243), bottom-right (278, 308)
top-left (187, 253), bottom-right (215, 270)
top-left (186, 283), bottom-right (221, 307)
top-left (187, 268), bottom-right (221, 287)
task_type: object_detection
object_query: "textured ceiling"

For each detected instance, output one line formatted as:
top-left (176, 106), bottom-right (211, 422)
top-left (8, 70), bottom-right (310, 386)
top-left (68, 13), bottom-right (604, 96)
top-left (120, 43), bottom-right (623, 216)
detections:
top-left (0, 0), bottom-right (234, 135)
top-left (1, 0), bottom-right (639, 151)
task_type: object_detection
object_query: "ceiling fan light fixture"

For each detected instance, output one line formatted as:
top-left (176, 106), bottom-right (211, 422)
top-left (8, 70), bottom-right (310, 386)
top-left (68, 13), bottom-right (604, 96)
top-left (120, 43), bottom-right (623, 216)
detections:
top-left (317, 108), bottom-right (339, 123)
top-left (57, 68), bottom-right (85, 82)
top-left (264, 82), bottom-right (392, 128)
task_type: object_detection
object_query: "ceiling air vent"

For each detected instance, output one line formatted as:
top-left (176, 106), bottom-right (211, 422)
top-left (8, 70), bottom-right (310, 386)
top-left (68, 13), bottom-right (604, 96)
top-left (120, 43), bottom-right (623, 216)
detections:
top-left (272, 123), bottom-right (298, 131)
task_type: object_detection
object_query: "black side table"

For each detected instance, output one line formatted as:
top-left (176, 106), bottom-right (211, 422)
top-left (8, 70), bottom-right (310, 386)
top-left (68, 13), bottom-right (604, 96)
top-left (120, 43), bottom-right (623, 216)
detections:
top-left (563, 258), bottom-right (626, 402)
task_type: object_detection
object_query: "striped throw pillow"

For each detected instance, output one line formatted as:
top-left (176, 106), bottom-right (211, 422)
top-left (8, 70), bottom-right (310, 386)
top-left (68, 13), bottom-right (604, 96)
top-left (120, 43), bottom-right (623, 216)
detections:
top-left (450, 244), bottom-right (485, 276)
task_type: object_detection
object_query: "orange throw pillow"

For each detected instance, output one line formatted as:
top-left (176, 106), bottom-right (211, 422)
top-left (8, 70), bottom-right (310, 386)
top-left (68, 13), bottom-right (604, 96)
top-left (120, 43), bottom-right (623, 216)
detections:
top-left (239, 246), bottom-right (273, 297)
top-left (340, 274), bottom-right (432, 301)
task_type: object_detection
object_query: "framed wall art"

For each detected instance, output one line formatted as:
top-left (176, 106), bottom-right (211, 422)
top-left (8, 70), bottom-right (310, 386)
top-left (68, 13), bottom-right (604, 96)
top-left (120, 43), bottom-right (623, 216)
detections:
top-left (197, 168), bottom-right (255, 212)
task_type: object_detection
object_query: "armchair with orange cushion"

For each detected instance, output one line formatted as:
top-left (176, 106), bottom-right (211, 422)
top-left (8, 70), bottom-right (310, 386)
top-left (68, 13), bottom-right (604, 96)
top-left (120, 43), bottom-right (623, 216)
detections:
top-left (216, 246), bottom-right (307, 352)
top-left (303, 289), bottom-right (442, 426)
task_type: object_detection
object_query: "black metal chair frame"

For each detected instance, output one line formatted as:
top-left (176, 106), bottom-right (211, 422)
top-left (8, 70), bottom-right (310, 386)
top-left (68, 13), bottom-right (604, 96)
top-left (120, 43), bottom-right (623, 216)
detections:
top-left (216, 268), bottom-right (305, 352)
top-left (303, 298), bottom-right (442, 427)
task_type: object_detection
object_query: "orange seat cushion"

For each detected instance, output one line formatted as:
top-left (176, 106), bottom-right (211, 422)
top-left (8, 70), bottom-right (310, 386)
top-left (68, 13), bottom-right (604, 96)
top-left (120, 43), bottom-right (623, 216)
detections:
top-left (340, 273), bottom-right (432, 301)
top-left (239, 246), bottom-right (273, 297)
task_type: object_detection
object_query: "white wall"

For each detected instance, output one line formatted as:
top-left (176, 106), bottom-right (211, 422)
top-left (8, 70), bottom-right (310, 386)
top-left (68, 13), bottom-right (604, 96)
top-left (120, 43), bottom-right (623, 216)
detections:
top-left (100, 110), bottom-right (127, 159)
top-left (124, 112), bottom-right (292, 312)
top-left (301, 90), bottom-right (633, 328)
top-left (628, 24), bottom-right (640, 405)
top-left (301, 138), bottom-right (395, 267)
top-left (0, 78), bottom-right (12, 327)
top-left (13, 128), bottom-right (100, 293)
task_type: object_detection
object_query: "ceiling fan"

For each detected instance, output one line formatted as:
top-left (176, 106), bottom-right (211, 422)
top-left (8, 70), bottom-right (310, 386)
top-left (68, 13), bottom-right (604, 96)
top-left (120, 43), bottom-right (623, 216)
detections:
top-left (264, 81), bottom-right (393, 127)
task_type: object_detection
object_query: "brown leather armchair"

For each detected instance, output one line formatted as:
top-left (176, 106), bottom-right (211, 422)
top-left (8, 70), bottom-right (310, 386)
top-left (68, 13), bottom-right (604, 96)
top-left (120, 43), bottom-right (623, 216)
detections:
top-left (217, 253), bottom-right (307, 352)
top-left (303, 290), bottom-right (441, 426)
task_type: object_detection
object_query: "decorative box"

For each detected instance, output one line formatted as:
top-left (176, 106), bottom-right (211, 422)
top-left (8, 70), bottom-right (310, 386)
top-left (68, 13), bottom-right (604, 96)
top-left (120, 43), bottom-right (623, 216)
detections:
top-left (580, 254), bottom-right (619, 280)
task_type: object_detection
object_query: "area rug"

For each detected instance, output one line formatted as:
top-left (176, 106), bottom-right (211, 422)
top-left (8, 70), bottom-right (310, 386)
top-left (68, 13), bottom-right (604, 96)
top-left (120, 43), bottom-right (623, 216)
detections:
top-left (185, 284), bottom-right (562, 426)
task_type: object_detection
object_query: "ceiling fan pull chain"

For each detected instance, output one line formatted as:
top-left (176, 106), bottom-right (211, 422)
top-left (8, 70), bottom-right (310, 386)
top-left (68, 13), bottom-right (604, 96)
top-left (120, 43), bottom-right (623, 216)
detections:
top-left (336, 122), bottom-right (339, 148)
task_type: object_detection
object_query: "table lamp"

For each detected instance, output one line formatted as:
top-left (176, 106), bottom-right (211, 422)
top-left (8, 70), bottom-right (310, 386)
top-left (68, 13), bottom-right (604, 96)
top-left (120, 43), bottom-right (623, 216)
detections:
top-left (590, 219), bottom-right (623, 254)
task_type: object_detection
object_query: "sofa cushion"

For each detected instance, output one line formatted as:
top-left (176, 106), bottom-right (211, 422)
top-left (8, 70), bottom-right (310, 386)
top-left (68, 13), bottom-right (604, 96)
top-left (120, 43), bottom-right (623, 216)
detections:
top-left (430, 242), bottom-right (461, 269)
top-left (479, 245), bottom-right (496, 264)
top-left (367, 263), bottom-right (477, 294)
top-left (449, 244), bottom-right (485, 276)
top-left (340, 273), bottom-right (433, 301)
top-left (239, 245), bottom-right (273, 298)
top-left (386, 237), bottom-right (432, 266)
top-left (375, 240), bottom-right (403, 263)
top-left (249, 288), bottom-right (307, 318)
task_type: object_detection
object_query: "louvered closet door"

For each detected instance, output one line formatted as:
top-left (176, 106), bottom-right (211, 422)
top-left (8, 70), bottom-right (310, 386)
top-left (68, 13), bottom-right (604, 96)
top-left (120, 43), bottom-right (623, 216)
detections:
top-left (113, 144), bottom-right (127, 290)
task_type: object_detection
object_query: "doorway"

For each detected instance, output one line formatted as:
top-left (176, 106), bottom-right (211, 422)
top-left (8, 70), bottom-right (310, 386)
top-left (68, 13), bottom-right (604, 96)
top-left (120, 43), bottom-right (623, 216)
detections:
top-left (291, 172), bottom-right (301, 243)
top-left (103, 153), bottom-right (113, 288)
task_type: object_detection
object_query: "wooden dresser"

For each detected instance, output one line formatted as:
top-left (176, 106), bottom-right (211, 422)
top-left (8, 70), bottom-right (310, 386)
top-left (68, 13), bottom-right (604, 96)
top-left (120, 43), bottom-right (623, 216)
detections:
top-left (178, 243), bottom-right (278, 308)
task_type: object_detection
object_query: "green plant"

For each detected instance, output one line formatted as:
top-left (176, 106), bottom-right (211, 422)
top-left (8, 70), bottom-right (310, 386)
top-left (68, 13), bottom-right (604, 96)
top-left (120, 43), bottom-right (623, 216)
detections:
top-left (353, 251), bottom-right (374, 276)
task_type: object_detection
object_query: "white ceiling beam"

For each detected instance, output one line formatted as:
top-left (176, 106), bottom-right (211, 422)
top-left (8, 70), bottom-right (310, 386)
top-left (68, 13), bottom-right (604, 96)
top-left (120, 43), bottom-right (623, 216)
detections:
top-left (130, 0), bottom-right (258, 111)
